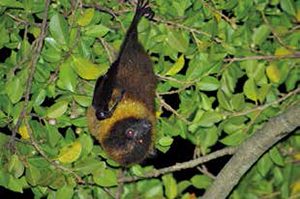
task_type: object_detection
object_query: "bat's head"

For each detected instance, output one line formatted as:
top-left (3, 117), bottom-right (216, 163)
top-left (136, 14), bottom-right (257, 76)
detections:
top-left (103, 117), bottom-right (153, 166)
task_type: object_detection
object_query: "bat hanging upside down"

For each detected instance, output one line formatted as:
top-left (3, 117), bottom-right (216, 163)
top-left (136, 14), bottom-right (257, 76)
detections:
top-left (87, 0), bottom-right (156, 166)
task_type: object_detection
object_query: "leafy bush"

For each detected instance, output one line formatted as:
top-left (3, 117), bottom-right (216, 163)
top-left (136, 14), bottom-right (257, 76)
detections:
top-left (0, 0), bottom-right (299, 198)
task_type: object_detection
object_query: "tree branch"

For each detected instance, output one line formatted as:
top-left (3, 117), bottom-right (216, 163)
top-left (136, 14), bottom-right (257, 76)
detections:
top-left (223, 52), bottom-right (300, 62)
top-left (228, 88), bottom-right (300, 118)
top-left (202, 104), bottom-right (300, 199)
top-left (118, 147), bottom-right (236, 183)
top-left (156, 92), bottom-right (192, 124)
top-left (24, 117), bottom-right (84, 183)
top-left (200, 0), bottom-right (236, 29)
top-left (9, 0), bottom-right (51, 153)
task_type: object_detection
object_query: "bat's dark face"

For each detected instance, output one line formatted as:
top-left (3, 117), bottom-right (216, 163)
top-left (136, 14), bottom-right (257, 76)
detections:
top-left (103, 117), bottom-right (152, 165)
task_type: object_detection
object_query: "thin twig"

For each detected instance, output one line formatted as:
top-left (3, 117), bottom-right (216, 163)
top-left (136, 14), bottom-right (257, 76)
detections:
top-left (200, 0), bottom-right (236, 29)
top-left (9, 0), bottom-right (51, 153)
top-left (5, 13), bottom-right (30, 26)
top-left (46, 28), bottom-right (81, 86)
top-left (261, 12), bottom-right (294, 52)
top-left (8, 0), bottom-right (84, 183)
top-left (82, 3), bottom-right (125, 32)
top-left (153, 17), bottom-right (223, 44)
top-left (103, 188), bottom-right (115, 199)
top-left (223, 53), bottom-right (300, 62)
top-left (82, 3), bottom-right (119, 18)
top-left (197, 166), bottom-right (216, 179)
top-left (98, 37), bottom-right (114, 64)
top-left (24, 117), bottom-right (84, 183)
top-left (157, 74), bottom-right (203, 95)
top-left (156, 74), bottom-right (193, 84)
top-left (284, 25), bottom-right (300, 35)
top-left (229, 88), bottom-right (300, 118)
top-left (156, 92), bottom-right (192, 124)
top-left (158, 85), bottom-right (192, 95)
top-left (119, 147), bottom-right (236, 183)
top-left (242, 110), bottom-right (262, 134)
top-left (194, 147), bottom-right (216, 179)
top-left (261, 190), bottom-right (300, 199)
top-left (116, 169), bottom-right (124, 199)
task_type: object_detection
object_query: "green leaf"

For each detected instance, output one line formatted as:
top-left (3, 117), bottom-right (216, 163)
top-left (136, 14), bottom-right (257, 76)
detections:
top-left (223, 118), bottom-right (246, 134)
top-left (217, 90), bottom-right (232, 111)
top-left (76, 8), bottom-right (95, 26)
top-left (34, 63), bottom-right (50, 83)
top-left (269, 147), bottom-right (284, 166)
top-left (49, 175), bottom-right (65, 189)
top-left (37, 169), bottom-right (57, 187)
top-left (178, 180), bottom-right (191, 195)
top-left (220, 130), bottom-right (248, 146)
top-left (49, 13), bottom-right (69, 46)
top-left (58, 60), bottom-right (77, 92)
top-left (162, 174), bottom-right (177, 199)
top-left (46, 101), bottom-right (68, 118)
top-left (32, 89), bottom-right (46, 106)
top-left (46, 123), bottom-right (62, 147)
top-left (56, 185), bottom-right (74, 199)
top-left (84, 24), bottom-right (110, 37)
top-left (273, 167), bottom-right (283, 184)
top-left (131, 165), bottom-right (145, 177)
top-left (74, 158), bottom-right (105, 175)
top-left (42, 47), bottom-right (62, 62)
top-left (141, 179), bottom-right (163, 198)
top-left (167, 30), bottom-right (189, 52)
top-left (280, 0), bottom-right (296, 16)
top-left (281, 181), bottom-right (289, 198)
top-left (165, 55), bottom-right (185, 76)
top-left (79, 133), bottom-right (93, 156)
top-left (8, 176), bottom-right (23, 193)
top-left (25, 164), bottom-right (41, 186)
top-left (57, 140), bottom-right (82, 163)
top-left (73, 95), bottom-right (91, 107)
top-left (71, 117), bottom-right (88, 127)
top-left (72, 57), bottom-right (108, 80)
top-left (191, 175), bottom-right (212, 189)
top-left (27, 157), bottom-right (51, 168)
top-left (158, 136), bottom-right (174, 146)
top-left (230, 93), bottom-right (245, 111)
top-left (0, 0), bottom-right (24, 8)
top-left (198, 76), bottom-right (220, 91)
top-left (160, 118), bottom-right (180, 136)
top-left (285, 68), bottom-right (298, 91)
top-left (198, 111), bottom-right (222, 127)
top-left (275, 46), bottom-right (294, 56)
top-left (6, 77), bottom-right (24, 104)
top-left (199, 126), bottom-right (219, 148)
top-left (0, 169), bottom-right (10, 188)
top-left (200, 93), bottom-right (212, 110)
top-left (257, 153), bottom-right (273, 177)
top-left (252, 25), bottom-right (270, 46)
top-left (243, 78), bottom-right (258, 102)
top-left (186, 54), bottom-right (203, 80)
top-left (8, 154), bottom-right (24, 178)
top-left (258, 84), bottom-right (271, 103)
top-left (93, 169), bottom-right (117, 187)
top-left (266, 63), bottom-right (281, 83)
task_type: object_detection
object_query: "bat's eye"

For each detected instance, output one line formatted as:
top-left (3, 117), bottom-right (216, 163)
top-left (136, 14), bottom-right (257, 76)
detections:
top-left (138, 139), bottom-right (143, 144)
top-left (126, 129), bottom-right (134, 138)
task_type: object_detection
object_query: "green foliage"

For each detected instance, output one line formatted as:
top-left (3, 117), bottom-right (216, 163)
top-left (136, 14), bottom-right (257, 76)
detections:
top-left (0, 0), bottom-right (299, 198)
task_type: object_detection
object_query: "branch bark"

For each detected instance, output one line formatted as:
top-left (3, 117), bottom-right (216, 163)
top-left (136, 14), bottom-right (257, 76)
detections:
top-left (9, 0), bottom-right (50, 153)
top-left (118, 147), bottom-right (236, 183)
top-left (202, 104), bottom-right (300, 199)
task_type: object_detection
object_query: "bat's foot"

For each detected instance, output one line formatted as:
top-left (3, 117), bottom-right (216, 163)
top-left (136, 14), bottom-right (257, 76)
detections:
top-left (137, 0), bottom-right (154, 20)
